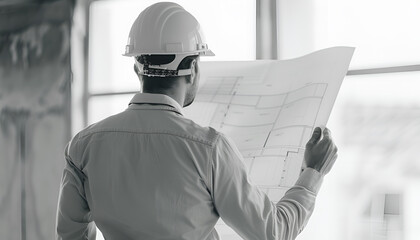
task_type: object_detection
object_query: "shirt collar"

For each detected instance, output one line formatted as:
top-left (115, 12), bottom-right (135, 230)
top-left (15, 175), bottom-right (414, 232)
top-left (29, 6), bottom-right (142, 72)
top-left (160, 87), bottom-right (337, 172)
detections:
top-left (128, 93), bottom-right (183, 115)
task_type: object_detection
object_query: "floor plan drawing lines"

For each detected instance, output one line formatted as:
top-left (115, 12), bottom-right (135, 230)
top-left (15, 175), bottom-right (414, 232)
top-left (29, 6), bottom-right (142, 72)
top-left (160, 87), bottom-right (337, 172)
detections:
top-left (188, 81), bottom-right (328, 194)
top-left (183, 47), bottom-right (354, 238)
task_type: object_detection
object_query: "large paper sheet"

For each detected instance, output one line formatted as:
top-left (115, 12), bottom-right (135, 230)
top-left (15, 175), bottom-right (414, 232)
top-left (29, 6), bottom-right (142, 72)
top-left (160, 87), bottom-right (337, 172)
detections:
top-left (183, 47), bottom-right (354, 239)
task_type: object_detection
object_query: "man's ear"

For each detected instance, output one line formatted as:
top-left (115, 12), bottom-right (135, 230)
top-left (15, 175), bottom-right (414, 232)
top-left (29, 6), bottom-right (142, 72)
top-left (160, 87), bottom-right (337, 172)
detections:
top-left (134, 63), bottom-right (140, 75)
top-left (189, 59), bottom-right (197, 84)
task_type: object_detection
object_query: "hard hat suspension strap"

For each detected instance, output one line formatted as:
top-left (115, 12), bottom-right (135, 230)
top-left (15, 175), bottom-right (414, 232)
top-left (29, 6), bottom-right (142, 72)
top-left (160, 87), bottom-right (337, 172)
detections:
top-left (135, 53), bottom-right (197, 77)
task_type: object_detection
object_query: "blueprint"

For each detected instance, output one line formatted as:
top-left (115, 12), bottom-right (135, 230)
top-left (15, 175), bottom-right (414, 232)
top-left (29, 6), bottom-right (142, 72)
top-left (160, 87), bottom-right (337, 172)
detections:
top-left (183, 47), bottom-right (354, 238)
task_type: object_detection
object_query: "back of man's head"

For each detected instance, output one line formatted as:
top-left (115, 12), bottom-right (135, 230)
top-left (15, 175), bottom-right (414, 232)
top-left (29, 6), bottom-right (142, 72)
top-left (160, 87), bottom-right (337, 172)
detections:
top-left (135, 54), bottom-right (199, 93)
top-left (124, 2), bottom-right (213, 105)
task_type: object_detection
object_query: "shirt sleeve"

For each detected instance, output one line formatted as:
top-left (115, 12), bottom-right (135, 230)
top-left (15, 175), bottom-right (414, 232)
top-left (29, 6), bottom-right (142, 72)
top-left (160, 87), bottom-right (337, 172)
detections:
top-left (211, 133), bottom-right (323, 240)
top-left (56, 142), bottom-right (96, 240)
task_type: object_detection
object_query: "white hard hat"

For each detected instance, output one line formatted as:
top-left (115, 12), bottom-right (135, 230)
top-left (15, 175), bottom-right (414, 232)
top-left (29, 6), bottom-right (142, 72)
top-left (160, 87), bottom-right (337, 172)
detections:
top-left (123, 2), bottom-right (215, 77)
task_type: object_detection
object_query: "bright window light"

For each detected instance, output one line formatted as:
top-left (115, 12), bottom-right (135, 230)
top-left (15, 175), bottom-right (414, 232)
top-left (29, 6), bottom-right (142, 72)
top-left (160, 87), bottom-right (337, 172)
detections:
top-left (88, 94), bottom-right (134, 125)
top-left (314, 0), bottom-right (420, 69)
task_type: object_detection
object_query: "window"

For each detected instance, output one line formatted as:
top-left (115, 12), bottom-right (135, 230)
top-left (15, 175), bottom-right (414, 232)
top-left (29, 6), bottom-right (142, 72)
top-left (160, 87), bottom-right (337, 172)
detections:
top-left (277, 0), bottom-right (420, 68)
top-left (315, 0), bottom-right (420, 69)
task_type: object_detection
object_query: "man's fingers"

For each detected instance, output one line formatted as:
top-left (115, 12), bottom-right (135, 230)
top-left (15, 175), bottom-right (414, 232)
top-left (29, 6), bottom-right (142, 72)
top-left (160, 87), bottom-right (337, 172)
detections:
top-left (307, 127), bottom-right (322, 147)
top-left (323, 127), bottom-right (331, 139)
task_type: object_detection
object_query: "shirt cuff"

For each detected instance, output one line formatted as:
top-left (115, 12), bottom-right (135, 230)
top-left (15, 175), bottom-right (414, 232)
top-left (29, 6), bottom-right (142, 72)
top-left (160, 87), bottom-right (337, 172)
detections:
top-left (295, 168), bottom-right (324, 194)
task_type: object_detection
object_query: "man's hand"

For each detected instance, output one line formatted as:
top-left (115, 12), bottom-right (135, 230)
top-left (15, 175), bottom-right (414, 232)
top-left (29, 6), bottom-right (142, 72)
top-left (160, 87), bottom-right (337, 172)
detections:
top-left (304, 127), bottom-right (338, 175)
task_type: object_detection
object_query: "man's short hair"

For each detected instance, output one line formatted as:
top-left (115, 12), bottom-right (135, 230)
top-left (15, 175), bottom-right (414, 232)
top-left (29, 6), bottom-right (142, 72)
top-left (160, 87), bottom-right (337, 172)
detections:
top-left (136, 54), bottom-right (198, 71)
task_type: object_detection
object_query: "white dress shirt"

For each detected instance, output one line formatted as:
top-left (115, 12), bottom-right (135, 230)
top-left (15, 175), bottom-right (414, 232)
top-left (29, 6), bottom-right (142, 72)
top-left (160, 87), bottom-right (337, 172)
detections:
top-left (56, 93), bottom-right (324, 240)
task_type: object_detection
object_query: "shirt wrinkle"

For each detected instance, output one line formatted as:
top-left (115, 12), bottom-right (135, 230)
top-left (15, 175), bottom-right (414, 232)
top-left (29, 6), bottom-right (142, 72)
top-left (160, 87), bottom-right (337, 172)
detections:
top-left (78, 129), bottom-right (215, 147)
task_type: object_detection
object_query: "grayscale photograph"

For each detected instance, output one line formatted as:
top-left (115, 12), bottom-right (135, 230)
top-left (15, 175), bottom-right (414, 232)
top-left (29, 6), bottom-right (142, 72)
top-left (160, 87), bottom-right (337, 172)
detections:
top-left (0, 0), bottom-right (419, 240)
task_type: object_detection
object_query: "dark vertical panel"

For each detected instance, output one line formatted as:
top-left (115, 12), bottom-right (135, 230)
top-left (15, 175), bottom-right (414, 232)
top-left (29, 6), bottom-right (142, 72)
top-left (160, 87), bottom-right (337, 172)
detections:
top-left (0, 0), bottom-right (74, 239)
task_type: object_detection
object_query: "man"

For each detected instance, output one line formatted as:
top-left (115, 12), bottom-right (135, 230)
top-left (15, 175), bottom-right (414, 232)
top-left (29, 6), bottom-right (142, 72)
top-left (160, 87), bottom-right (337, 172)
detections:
top-left (56, 2), bottom-right (338, 240)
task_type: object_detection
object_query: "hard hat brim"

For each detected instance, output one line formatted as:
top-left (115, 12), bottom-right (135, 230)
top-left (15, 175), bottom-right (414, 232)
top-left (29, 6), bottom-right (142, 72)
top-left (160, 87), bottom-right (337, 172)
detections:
top-left (122, 49), bottom-right (215, 57)
top-left (201, 49), bottom-right (215, 56)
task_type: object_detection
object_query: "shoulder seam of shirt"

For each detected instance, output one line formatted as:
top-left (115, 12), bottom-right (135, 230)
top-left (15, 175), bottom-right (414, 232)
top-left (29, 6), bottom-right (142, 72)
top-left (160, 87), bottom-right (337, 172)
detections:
top-left (207, 127), bottom-right (220, 148)
top-left (77, 129), bottom-right (219, 147)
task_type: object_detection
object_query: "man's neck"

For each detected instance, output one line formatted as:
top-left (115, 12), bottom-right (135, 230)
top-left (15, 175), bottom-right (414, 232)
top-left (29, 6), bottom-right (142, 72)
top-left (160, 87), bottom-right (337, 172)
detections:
top-left (142, 89), bottom-right (185, 107)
